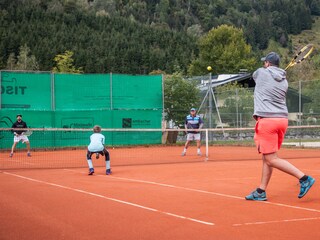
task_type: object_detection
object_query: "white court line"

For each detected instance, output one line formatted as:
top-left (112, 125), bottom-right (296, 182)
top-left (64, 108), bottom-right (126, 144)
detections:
top-left (2, 171), bottom-right (214, 226)
top-left (64, 169), bottom-right (320, 214)
top-left (64, 169), bottom-right (244, 200)
top-left (233, 217), bottom-right (320, 227)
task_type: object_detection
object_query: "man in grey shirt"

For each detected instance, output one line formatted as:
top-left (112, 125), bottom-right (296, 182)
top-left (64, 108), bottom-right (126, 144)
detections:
top-left (245, 52), bottom-right (315, 201)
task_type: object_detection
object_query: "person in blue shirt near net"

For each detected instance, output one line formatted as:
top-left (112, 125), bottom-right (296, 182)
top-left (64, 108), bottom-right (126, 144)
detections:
top-left (181, 108), bottom-right (204, 156)
top-left (86, 125), bottom-right (111, 175)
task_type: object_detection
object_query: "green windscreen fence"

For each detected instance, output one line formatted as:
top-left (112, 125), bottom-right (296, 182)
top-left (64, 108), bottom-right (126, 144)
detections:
top-left (53, 73), bottom-right (163, 110)
top-left (0, 71), bottom-right (52, 110)
top-left (112, 74), bottom-right (163, 109)
top-left (54, 73), bottom-right (111, 110)
top-left (0, 109), bottom-right (162, 149)
top-left (1, 71), bottom-right (163, 110)
top-left (0, 71), bottom-right (163, 148)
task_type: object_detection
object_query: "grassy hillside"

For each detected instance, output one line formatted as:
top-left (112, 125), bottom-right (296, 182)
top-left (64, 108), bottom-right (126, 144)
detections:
top-left (289, 17), bottom-right (320, 81)
top-left (291, 16), bottom-right (320, 49)
top-left (263, 17), bottom-right (320, 82)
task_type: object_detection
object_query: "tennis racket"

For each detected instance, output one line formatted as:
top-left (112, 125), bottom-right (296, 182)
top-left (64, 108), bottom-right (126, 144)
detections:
top-left (285, 44), bottom-right (314, 70)
top-left (186, 122), bottom-right (194, 130)
top-left (183, 122), bottom-right (192, 136)
top-left (186, 122), bottom-right (201, 133)
top-left (23, 130), bottom-right (33, 137)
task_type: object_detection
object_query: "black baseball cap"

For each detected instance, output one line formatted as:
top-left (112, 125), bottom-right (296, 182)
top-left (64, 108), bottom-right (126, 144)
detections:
top-left (261, 52), bottom-right (280, 66)
top-left (16, 114), bottom-right (22, 117)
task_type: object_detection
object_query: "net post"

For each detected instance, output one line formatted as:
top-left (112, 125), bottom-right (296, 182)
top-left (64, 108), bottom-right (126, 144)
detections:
top-left (0, 70), bottom-right (2, 109)
top-left (51, 71), bottom-right (55, 110)
top-left (110, 72), bottom-right (113, 110)
top-left (298, 80), bottom-right (302, 147)
top-left (205, 129), bottom-right (209, 161)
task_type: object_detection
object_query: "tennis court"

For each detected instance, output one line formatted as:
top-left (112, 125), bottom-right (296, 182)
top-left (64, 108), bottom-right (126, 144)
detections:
top-left (1, 146), bottom-right (319, 240)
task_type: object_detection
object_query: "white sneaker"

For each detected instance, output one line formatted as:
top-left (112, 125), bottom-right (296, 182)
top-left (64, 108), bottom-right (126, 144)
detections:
top-left (197, 151), bottom-right (202, 156)
top-left (181, 152), bottom-right (186, 156)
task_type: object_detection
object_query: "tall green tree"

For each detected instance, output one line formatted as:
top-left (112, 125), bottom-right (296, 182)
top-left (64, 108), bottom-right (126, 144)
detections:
top-left (13, 44), bottom-right (39, 70)
top-left (188, 25), bottom-right (257, 76)
top-left (52, 51), bottom-right (83, 73)
top-left (6, 53), bottom-right (16, 70)
top-left (164, 72), bottom-right (200, 127)
top-left (4, 45), bottom-right (38, 70)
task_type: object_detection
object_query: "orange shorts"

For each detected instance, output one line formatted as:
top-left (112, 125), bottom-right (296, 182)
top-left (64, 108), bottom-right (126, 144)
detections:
top-left (254, 117), bottom-right (288, 154)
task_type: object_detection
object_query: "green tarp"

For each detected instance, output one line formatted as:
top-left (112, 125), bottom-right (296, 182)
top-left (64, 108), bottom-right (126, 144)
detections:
top-left (0, 71), bottom-right (163, 149)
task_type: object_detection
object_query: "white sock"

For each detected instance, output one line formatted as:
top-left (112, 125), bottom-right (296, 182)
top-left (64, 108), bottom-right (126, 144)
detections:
top-left (87, 159), bottom-right (93, 169)
top-left (183, 148), bottom-right (187, 152)
top-left (197, 148), bottom-right (201, 153)
top-left (106, 160), bottom-right (110, 170)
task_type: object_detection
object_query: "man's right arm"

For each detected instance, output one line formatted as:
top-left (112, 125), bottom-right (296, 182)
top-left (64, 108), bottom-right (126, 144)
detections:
top-left (183, 118), bottom-right (188, 134)
top-left (102, 135), bottom-right (105, 145)
top-left (252, 68), bottom-right (262, 82)
top-left (184, 117), bottom-right (188, 130)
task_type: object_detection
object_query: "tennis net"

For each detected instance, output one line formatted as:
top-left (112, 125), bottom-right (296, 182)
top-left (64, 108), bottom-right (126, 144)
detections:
top-left (1, 126), bottom-right (320, 169)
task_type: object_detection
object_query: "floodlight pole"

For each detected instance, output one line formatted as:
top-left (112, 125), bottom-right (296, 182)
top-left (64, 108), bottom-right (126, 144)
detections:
top-left (198, 71), bottom-right (224, 137)
top-left (211, 87), bottom-right (224, 134)
top-left (208, 72), bottom-right (213, 129)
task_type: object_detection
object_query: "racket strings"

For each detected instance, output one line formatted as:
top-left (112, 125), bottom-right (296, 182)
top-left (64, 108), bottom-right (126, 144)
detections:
top-left (285, 44), bottom-right (314, 70)
top-left (24, 130), bottom-right (33, 136)
top-left (294, 45), bottom-right (314, 63)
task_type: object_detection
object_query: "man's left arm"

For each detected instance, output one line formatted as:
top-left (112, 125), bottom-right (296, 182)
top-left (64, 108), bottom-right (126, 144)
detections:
top-left (197, 117), bottom-right (204, 132)
top-left (22, 122), bottom-right (28, 133)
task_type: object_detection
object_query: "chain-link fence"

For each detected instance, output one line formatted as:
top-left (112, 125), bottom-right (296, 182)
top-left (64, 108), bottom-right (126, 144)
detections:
top-left (167, 79), bottom-right (320, 129)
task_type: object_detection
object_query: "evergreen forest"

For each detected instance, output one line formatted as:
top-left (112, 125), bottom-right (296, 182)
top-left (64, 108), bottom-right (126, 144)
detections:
top-left (0, 0), bottom-right (320, 74)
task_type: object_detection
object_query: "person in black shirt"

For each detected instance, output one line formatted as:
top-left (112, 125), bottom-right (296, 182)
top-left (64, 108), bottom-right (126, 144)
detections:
top-left (10, 114), bottom-right (31, 157)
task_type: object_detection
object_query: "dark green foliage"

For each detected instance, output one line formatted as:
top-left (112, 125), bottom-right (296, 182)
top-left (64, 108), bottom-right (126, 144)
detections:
top-left (189, 25), bottom-right (257, 75)
top-left (0, 0), bottom-right (197, 73)
top-left (164, 73), bottom-right (200, 126)
top-left (310, 0), bottom-right (320, 15)
top-left (0, 0), bottom-right (318, 73)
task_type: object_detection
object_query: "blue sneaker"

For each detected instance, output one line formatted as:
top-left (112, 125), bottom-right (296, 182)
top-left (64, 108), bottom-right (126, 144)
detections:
top-left (88, 168), bottom-right (94, 175)
top-left (245, 190), bottom-right (267, 201)
top-left (298, 176), bottom-right (315, 198)
top-left (106, 169), bottom-right (112, 175)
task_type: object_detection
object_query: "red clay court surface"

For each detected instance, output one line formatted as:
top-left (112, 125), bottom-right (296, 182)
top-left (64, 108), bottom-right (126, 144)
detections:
top-left (0, 146), bottom-right (320, 240)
